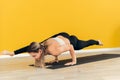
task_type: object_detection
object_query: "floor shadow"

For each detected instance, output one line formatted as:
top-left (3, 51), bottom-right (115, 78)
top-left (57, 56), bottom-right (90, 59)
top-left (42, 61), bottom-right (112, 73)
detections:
top-left (46, 53), bottom-right (120, 69)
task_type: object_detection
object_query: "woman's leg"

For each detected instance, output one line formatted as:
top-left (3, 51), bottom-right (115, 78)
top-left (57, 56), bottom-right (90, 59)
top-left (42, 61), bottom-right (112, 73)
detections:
top-left (1, 45), bottom-right (29, 56)
top-left (76, 39), bottom-right (100, 50)
top-left (69, 35), bottom-right (100, 50)
top-left (14, 46), bottom-right (29, 55)
top-left (51, 32), bottom-right (70, 39)
top-left (14, 32), bottom-right (70, 55)
top-left (39, 32), bottom-right (70, 44)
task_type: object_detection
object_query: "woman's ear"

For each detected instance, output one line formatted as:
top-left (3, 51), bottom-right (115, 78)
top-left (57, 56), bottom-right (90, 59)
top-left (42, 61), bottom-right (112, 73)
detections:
top-left (38, 49), bottom-right (42, 54)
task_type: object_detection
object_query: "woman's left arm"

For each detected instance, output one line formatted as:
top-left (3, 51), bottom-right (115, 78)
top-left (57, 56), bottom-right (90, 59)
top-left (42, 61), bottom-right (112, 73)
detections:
top-left (64, 45), bottom-right (77, 66)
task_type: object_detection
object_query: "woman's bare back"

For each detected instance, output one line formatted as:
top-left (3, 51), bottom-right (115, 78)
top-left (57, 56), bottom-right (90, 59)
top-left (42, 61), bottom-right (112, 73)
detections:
top-left (44, 36), bottom-right (71, 56)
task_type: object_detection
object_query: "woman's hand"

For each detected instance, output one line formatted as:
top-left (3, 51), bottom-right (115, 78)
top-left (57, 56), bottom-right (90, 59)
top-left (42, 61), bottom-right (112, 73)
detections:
top-left (65, 45), bottom-right (77, 66)
top-left (64, 61), bottom-right (76, 66)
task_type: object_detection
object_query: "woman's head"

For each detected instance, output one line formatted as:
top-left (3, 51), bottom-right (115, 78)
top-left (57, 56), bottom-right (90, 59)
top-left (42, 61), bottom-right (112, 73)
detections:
top-left (27, 42), bottom-right (40, 53)
top-left (27, 42), bottom-right (43, 60)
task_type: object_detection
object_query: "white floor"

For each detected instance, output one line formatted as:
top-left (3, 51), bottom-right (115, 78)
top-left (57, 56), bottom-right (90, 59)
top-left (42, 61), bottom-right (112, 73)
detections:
top-left (0, 51), bottom-right (120, 80)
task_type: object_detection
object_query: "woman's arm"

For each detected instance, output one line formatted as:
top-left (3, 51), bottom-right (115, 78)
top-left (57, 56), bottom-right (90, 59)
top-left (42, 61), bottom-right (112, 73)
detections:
top-left (34, 51), bottom-right (46, 68)
top-left (14, 46), bottom-right (29, 55)
top-left (64, 45), bottom-right (77, 66)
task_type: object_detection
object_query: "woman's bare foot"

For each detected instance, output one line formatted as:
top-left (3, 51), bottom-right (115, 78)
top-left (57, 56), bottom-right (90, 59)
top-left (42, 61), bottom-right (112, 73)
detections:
top-left (1, 50), bottom-right (14, 56)
top-left (98, 40), bottom-right (103, 46)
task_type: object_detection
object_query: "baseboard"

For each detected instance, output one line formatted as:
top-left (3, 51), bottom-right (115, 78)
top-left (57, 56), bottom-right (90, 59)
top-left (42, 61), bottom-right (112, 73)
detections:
top-left (0, 47), bottom-right (120, 59)
top-left (75, 47), bottom-right (120, 53)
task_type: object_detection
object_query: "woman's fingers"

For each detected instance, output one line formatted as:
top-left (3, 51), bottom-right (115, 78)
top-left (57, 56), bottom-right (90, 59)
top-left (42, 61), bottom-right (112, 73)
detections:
top-left (64, 62), bottom-right (76, 66)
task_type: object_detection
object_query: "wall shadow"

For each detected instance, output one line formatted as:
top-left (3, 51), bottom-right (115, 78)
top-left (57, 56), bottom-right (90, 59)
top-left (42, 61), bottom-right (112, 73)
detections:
top-left (46, 53), bottom-right (120, 69)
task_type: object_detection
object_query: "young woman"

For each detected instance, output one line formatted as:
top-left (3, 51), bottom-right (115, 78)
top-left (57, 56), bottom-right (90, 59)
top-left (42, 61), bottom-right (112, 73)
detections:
top-left (2, 32), bottom-right (103, 68)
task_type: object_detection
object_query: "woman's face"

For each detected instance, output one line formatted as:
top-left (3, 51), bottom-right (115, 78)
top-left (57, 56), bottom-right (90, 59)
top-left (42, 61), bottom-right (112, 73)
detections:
top-left (29, 49), bottom-right (42, 60)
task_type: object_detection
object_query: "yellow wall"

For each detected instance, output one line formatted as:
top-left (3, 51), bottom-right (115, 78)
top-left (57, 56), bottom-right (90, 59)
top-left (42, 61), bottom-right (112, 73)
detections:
top-left (0, 0), bottom-right (120, 51)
